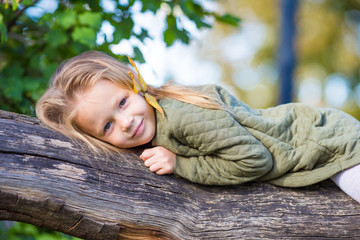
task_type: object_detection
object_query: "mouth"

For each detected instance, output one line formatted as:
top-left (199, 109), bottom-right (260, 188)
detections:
top-left (132, 119), bottom-right (144, 138)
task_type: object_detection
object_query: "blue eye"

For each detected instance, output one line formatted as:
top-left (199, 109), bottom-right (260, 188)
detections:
top-left (104, 122), bottom-right (112, 132)
top-left (120, 99), bottom-right (126, 106)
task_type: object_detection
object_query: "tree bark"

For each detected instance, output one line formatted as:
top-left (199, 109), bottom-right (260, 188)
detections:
top-left (0, 110), bottom-right (359, 240)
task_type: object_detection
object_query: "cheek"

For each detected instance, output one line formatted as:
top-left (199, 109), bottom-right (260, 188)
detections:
top-left (135, 97), bottom-right (154, 117)
top-left (105, 131), bottom-right (126, 147)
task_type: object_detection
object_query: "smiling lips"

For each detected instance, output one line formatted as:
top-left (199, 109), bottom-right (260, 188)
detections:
top-left (132, 119), bottom-right (144, 138)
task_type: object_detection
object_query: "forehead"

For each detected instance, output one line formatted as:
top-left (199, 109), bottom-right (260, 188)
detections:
top-left (85, 79), bottom-right (125, 96)
top-left (77, 80), bottom-right (124, 110)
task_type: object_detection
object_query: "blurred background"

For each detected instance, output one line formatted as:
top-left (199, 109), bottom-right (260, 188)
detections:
top-left (1, 0), bottom-right (360, 239)
top-left (2, 0), bottom-right (360, 117)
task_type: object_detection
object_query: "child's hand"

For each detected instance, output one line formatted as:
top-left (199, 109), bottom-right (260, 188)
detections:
top-left (140, 146), bottom-right (175, 175)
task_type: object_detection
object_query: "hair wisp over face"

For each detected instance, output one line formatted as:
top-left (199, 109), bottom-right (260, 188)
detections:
top-left (36, 51), bottom-right (224, 153)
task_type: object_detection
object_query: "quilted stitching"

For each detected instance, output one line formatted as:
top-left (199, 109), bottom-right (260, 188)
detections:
top-left (152, 85), bottom-right (360, 187)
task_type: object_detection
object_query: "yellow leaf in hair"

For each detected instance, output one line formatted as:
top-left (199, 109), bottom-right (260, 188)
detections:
top-left (127, 55), bottom-right (165, 120)
top-left (128, 71), bottom-right (141, 94)
top-left (127, 55), bottom-right (147, 92)
top-left (145, 93), bottom-right (165, 119)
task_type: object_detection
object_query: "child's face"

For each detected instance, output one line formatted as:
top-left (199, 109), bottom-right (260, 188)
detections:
top-left (74, 80), bottom-right (156, 148)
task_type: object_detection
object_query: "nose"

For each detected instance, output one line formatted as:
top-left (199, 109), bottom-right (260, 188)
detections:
top-left (117, 113), bottom-right (133, 132)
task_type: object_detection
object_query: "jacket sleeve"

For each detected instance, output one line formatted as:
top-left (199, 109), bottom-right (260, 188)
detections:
top-left (171, 105), bottom-right (273, 185)
top-left (175, 145), bottom-right (273, 185)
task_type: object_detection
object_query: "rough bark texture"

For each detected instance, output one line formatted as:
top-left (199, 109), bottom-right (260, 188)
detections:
top-left (0, 109), bottom-right (359, 240)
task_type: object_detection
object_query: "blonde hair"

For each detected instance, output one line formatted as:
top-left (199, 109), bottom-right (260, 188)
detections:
top-left (36, 51), bottom-right (223, 154)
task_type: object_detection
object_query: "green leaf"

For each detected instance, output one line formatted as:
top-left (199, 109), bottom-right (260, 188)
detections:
top-left (71, 26), bottom-right (96, 47)
top-left (166, 15), bottom-right (176, 28)
top-left (11, 0), bottom-right (19, 10)
top-left (38, 13), bottom-right (55, 28)
top-left (164, 28), bottom-right (177, 46)
top-left (7, 235), bottom-right (22, 240)
top-left (21, 0), bottom-right (33, 6)
top-left (0, 14), bottom-right (7, 42)
top-left (136, 28), bottom-right (150, 41)
top-left (78, 11), bottom-right (102, 29)
top-left (163, 15), bottom-right (190, 46)
top-left (4, 77), bottom-right (23, 102)
top-left (37, 233), bottom-right (59, 240)
top-left (164, 15), bottom-right (177, 46)
top-left (23, 78), bottom-right (40, 92)
top-left (112, 18), bottom-right (134, 43)
top-left (86, 0), bottom-right (102, 11)
top-left (4, 63), bottom-right (23, 78)
top-left (214, 13), bottom-right (241, 27)
top-left (133, 47), bottom-right (145, 63)
top-left (43, 63), bottom-right (58, 79)
top-left (57, 10), bottom-right (77, 30)
top-left (141, 0), bottom-right (161, 13)
top-left (176, 29), bottom-right (190, 44)
top-left (181, 1), bottom-right (211, 28)
top-left (45, 28), bottom-right (68, 47)
top-left (192, 15), bottom-right (212, 29)
top-left (21, 223), bottom-right (38, 236)
top-left (112, 31), bottom-right (123, 44)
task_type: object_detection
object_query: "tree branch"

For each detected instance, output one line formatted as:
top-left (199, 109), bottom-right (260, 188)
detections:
top-left (0, 110), bottom-right (359, 240)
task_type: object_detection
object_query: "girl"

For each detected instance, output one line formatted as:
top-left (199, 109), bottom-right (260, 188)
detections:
top-left (36, 51), bottom-right (360, 203)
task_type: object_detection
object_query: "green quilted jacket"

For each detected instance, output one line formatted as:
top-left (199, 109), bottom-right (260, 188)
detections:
top-left (152, 85), bottom-right (360, 187)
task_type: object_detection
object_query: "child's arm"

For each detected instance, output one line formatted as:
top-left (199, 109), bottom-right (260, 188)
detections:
top-left (140, 147), bottom-right (175, 175)
top-left (140, 141), bottom-right (272, 185)
top-left (151, 88), bottom-right (273, 185)
top-left (174, 142), bottom-right (273, 185)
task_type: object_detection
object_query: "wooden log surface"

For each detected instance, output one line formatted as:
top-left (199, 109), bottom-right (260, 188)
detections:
top-left (0, 109), bottom-right (359, 240)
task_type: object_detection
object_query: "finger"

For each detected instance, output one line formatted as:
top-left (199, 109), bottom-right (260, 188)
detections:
top-left (156, 168), bottom-right (171, 175)
top-left (140, 148), bottom-right (156, 160)
top-left (143, 157), bottom-right (158, 168)
top-left (149, 162), bottom-right (163, 173)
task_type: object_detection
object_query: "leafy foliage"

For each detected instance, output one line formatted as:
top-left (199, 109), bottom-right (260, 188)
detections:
top-left (0, 0), bottom-right (240, 115)
top-left (0, 221), bottom-right (80, 240)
